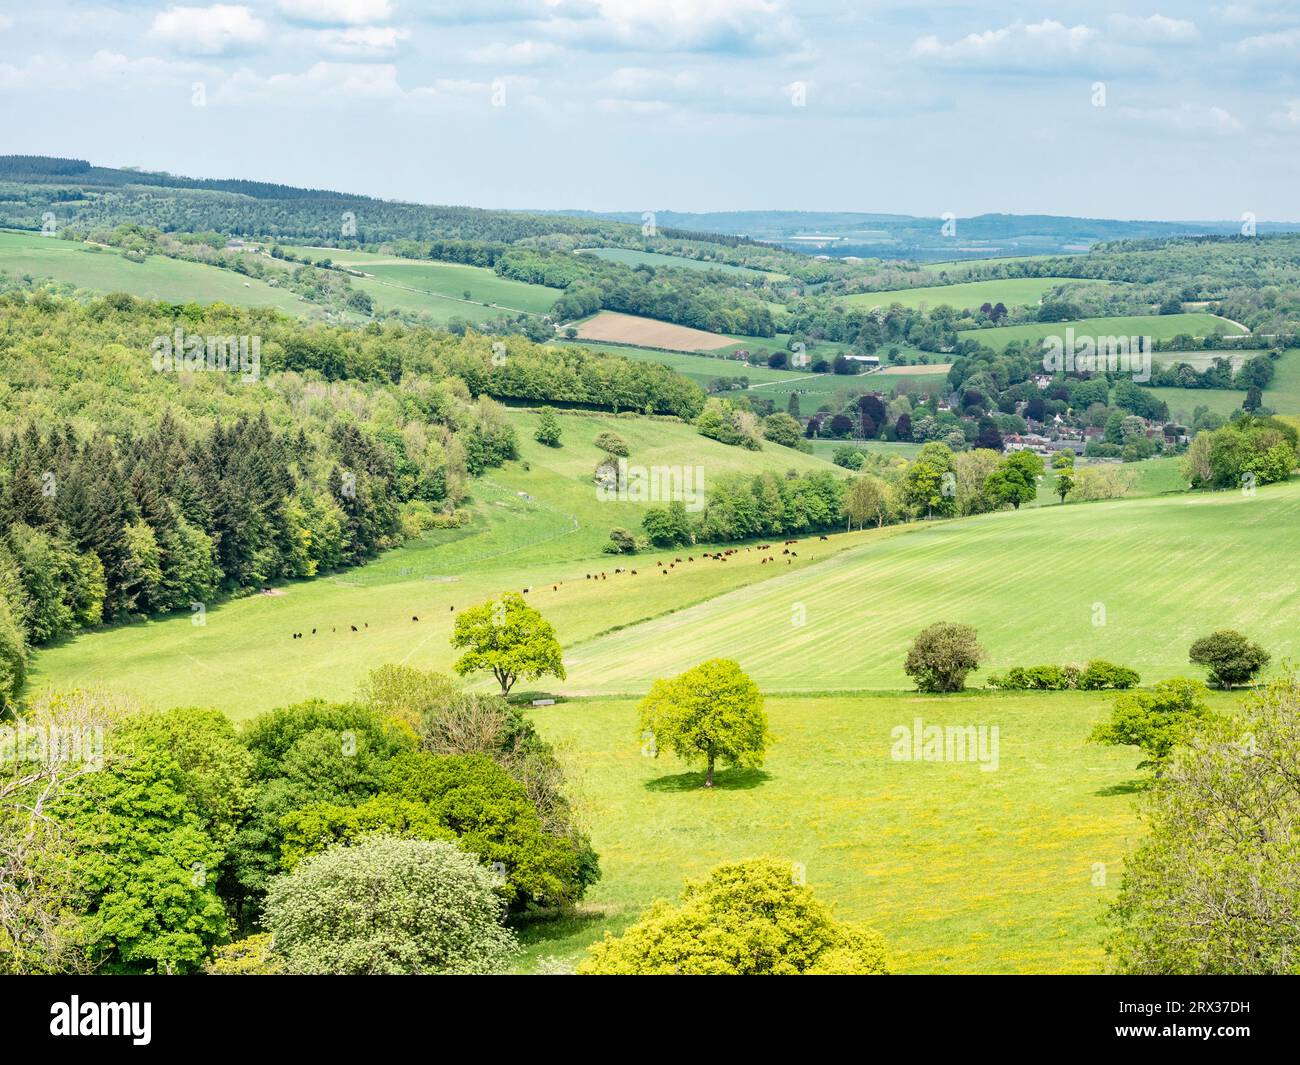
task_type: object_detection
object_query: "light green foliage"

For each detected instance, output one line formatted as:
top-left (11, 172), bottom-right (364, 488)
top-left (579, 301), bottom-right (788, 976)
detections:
top-left (263, 836), bottom-right (517, 975)
top-left (452, 592), bottom-right (566, 695)
top-left (578, 858), bottom-right (888, 975)
top-left (52, 736), bottom-right (228, 973)
top-left (1107, 674), bottom-right (1300, 973)
top-left (637, 658), bottom-right (769, 787)
top-left (1089, 678), bottom-right (1215, 772)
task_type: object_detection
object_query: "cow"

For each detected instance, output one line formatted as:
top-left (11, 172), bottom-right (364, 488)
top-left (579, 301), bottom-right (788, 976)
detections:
top-left (412, 616), bottom-right (419, 622)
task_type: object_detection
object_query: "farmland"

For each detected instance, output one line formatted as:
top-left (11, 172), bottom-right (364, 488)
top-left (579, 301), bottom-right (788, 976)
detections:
top-left (577, 247), bottom-right (779, 280)
top-left (569, 310), bottom-right (739, 351)
top-left (280, 244), bottom-right (561, 318)
top-left (522, 686), bottom-right (1238, 973)
top-left (0, 229), bottom-right (319, 314)
top-left (963, 313), bottom-right (1248, 351)
top-left (839, 277), bottom-right (1112, 312)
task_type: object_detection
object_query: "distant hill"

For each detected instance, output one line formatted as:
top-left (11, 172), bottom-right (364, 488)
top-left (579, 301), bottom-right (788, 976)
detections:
top-left (544, 209), bottom-right (1300, 261)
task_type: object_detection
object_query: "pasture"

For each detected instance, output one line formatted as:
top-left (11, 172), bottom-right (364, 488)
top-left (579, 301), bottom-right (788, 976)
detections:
top-left (965, 313), bottom-right (1248, 351)
top-left (561, 477), bottom-right (1300, 694)
top-left (29, 407), bottom-right (847, 716)
top-left (0, 229), bottom-right (317, 315)
top-left (576, 247), bottom-right (779, 281)
top-left (521, 687), bottom-right (1238, 973)
top-left (840, 277), bottom-right (1112, 312)
top-left (279, 244), bottom-right (560, 318)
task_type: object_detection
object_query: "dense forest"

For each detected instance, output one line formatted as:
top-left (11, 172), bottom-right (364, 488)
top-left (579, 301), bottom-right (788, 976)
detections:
top-left (0, 290), bottom-right (704, 702)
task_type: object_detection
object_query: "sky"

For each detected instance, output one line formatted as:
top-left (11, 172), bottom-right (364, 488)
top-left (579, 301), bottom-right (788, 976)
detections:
top-left (1, 1), bottom-right (1298, 220)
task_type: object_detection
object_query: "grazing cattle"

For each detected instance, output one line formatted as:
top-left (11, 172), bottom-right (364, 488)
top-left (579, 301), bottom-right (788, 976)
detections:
top-left (674, 558), bottom-right (682, 563)
top-left (782, 548), bottom-right (789, 555)
top-left (364, 623), bottom-right (369, 629)
top-left (351, 625), bottom-right (358, 632)
top-left (412, 616), bottom-right (419, 622)
top-left (523, 587), bottom-right (530, 594)
top-left (586, 574), bottom-right (591, 580)
top-left (819, 535), bottom-right (829, 541)
top-left (689, 556), bottom-right (694, 562)
top-left (312, 628), bottom-right (316, 635)
top-left (631, 570), bottom-right (637, 575)
top-left (791, 551), bottom-right (798, 557)
top-left (553, 585), bottom-right (558, 591)
top-left (449, 606), bottom-right (455, 612)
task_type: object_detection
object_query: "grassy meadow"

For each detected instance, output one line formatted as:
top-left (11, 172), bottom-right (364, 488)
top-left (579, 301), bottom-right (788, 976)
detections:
top-left (965, 312), bottom-right (1248, 351)
top-left (519, 687), bottom-right (1238, 973)
top-left (280, 244), bottom-right (561, 319)
top-left (0, 229), bottom-right (318, 314)
top-left (839, 277), bottom-right (1114, 312)
top-left (576, 247), bottom-right (780, 280)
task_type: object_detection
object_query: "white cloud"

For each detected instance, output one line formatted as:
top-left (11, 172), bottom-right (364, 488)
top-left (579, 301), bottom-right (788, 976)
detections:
top-left (303, 26), bottom-right (410, 59)
top-left (1270, 99), bottom-right (1300, 128)
top-left (1119, 103), bottom-right (1244, 135)
top-left (0, 50), bottom-right (207, 90)
top-left (217, 61), bottom-right (404, 101)
top-left (1106, 14), bottom-right (1200, 44)
top-left (149, 5), bottom-right (266, 57)
top-left (1234, 27), bottom-right (1300, 59)
top-left (466, 40), bottom-right (563, 67)
top-left (912, 19), bottom-right (1099, 72)
top-left (544, 0), bottom-right (807, 56)
top-left (276, 0), bottom-right (393, 26)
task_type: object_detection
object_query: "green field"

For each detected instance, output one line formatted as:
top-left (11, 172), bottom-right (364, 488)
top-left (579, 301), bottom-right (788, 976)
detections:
top-left (520, 686), bottom-right (1237, 973)
top-left (0, 230), bottom-right (318, 315)
top-left (551, 339), bottom-right (803, 387)
top-left (26, 400), bottom-right (1292, 976)
top-left (560, 477), bottom-right (1300, 694)
top-left (281, 245), bottom-right (561, 319)
top-left (808, 439), bottom-right (923, 460)
top-left (29, 407), bottom-right (847, 716)
top-left (840, 277), bottom-right (1112, 312)
top-left (577, 247), bottom-right (779, 281)
top-left (964, 313), bottom-right (1248, 351)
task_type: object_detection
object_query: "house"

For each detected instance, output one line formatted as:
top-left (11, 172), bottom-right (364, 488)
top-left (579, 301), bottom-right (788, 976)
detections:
top-left (1033, 374), bottom-right (1053, 389)
top-left (842, 354), bottom-right (881, 369)
top-left (1002, 433), bottom-right (1053, 456)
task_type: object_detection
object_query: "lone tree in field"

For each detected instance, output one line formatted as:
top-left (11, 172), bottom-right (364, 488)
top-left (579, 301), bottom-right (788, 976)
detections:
top-left (1105, 673), bottom-right (1300, 973)
top-left (578, 858), bottom-right (889, 975)
top-left (638, 659), bottom-right (769, 788)
top-left (1089, 678), bottom-right (1216, 775)
top-left (903, 622), bottom-right (985, 693)
top-left (451, 592), bottom-right (566, 696)
top-left (534, 407), bottom-right (562, 447)
top-left (1188, 629), bottom-right (1270, 689)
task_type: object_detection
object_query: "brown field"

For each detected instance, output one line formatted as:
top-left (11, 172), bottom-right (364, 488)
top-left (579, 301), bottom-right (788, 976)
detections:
top-left (572, 311), bottom-right (736, 352)
top-left (878, 362), bottom-right (954, 375)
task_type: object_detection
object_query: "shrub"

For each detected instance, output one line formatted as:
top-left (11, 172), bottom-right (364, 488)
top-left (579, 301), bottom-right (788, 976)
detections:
top-left (903, 622), bottom-right (984, 693)
top-left (594, 430), bottom-right (630, 457)
top-left (263, 836), bottom-right (517, 975)
top-left (1078, 660), bottom-right (1141, 690)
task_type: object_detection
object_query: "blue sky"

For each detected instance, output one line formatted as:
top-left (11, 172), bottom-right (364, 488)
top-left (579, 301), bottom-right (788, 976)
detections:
top-left (1, 1), bottom-right (1298, 219)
